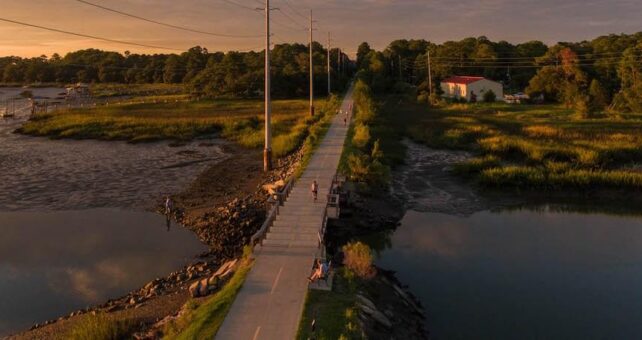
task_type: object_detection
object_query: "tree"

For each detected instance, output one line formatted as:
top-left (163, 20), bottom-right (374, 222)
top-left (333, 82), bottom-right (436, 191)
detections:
top-left (588, 79), bottom-right (609, 111)
top-left (483, 90), bottom-right (497, 102)
top-left (356, 42), bottom-right (372, 69)
top-left (615, 45), bottom-right (642, 112)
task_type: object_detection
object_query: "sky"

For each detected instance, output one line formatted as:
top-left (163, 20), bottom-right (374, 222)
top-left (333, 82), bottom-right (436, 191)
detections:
top-left (0, 0), bottom-right (641, 58)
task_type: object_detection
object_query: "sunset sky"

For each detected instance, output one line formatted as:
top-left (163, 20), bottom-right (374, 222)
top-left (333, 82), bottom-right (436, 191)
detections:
top-left (1, 0), bottom-right (641, 58)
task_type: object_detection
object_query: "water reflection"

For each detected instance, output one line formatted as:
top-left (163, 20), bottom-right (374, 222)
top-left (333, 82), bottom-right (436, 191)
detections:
top-left (375, 208), bottom-right (642, 339)
top-left (0, 209), bottom-right (207, 336)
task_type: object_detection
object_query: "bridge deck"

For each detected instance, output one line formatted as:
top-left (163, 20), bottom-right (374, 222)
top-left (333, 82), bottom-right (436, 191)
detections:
top-left (216, 86), bottom-right (354, 340)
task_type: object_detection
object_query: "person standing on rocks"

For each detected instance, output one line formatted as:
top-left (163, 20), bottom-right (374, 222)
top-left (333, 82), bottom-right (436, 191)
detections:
top-left (165, 196), bottom-right (173, 216)
top-left (311, 180), bottom-right (318, 202)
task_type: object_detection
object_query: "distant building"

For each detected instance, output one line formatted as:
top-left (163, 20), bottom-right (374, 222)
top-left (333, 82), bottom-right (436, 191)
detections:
top-left (440, 76), bottom-right (504, 102)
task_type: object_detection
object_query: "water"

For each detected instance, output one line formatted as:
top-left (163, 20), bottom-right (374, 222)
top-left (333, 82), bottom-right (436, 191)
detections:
top-left (374, 141), bottom-right (642, 339)
top-left (0, 88), bottom-right (222, 335)
top-left (0, 209), bottom-right (207, 336)
top-left (0, 88), bottom-right (227, 211)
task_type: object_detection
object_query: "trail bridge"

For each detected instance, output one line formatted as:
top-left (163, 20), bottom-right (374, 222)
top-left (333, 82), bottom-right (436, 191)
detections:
top-left (216, 86), bottom-right (354, 340)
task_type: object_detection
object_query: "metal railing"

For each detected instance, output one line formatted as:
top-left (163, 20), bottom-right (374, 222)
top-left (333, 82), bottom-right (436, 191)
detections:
top-left (250, 177), bottom-right (295, 250)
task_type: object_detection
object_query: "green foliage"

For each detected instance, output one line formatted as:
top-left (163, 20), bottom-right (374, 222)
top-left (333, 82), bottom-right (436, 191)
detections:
top-left (162, 257), bottom-right (253, 340)
top-left (352, 123), bottom-right (371, 149)
top-left (0, 45), bottom-right (354, 97)
top-left (296, 272), bottom-right (362, 340)
top-left (66, 314), bottom-right (135, 340)
top-left (614, 45), bottom-right (642, 113)
top-left (342, 242), bottom-right (376, 280)
top-left (483, 89), bottom-right (497, 102)
top-left (588, 79), bottom-right (609, 111)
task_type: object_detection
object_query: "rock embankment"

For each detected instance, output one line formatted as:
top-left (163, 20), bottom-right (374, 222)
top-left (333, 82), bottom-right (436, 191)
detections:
top-left (355, 269), bottom-right (428, 339)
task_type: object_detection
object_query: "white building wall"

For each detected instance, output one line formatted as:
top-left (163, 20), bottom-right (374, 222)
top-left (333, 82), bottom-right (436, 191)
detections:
top-left (468, 79), bottom-right (503, 102)
top-left (441, 79), bottom-right (504, 102)
top-left (441, 82), bottom-right (468, 100)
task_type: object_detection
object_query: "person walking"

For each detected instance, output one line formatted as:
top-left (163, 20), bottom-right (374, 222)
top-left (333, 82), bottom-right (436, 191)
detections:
top-left (164, 196), bottom-right (173, 216)
top-left (311, 180), bottom-right (318, 202)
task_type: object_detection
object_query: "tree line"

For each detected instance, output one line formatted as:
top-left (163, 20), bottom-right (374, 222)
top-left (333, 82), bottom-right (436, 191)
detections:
top-left (0, 44), bottom-right (353, 98)
top-left (355, 32), bottom-right (642, 113)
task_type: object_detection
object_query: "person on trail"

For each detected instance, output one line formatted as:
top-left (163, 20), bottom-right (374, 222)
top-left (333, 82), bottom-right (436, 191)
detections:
top-left (308, 259), bottom-right (328, 282)
top-left (165, 196), bottom-right (173, 216)
top-left (343, 115), bottom-right (347, 126)
top-left (311, 180), bottom-right (318, 202)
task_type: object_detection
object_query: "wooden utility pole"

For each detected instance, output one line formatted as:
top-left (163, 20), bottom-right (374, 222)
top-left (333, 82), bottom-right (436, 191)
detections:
top-left (337, 48), bottom-right (341, 76)
top-left (427, 50), bottom-right (433, 97)
top-left (327, 32), bottom-right (331, 95)
top-left (309, 9), bottom-right (315, 116)
top-left (263, 0), bottom-right (272, 171)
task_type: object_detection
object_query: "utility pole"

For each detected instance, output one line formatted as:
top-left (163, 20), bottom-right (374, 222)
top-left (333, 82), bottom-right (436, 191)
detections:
top-left (327, 32), bottom-right (331, 96)
top-left (337, 48), bottom-right (341, 76)
top-left (427, 50), bottom-right (433, 97)
top-left (263, 0), bottom-right (272, 171)
top-left (398, 55), bottom-right (403, 81)
top-left (309, 9), bottom-right (315, 116)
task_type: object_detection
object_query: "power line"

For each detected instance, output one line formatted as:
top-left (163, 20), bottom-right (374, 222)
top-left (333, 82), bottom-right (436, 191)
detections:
top-left (280, 0), bottom-right (308, 20)
top-left (429, 51), bottom-right (629, 61)
top-left (0, 17), bottom-right (183, 51)
top-left (275, 7), bottom-right (307, 30)
top-left (74, 0), bottom-right (261, 38)
top-left (220, 0), bottom-right (257, 11)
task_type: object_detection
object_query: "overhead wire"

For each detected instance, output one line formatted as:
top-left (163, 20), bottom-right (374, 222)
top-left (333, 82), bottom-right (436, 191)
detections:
top-left (74, 0), bottom-right (262, 38)
top-left (0, 17), bottom-right (183, 51)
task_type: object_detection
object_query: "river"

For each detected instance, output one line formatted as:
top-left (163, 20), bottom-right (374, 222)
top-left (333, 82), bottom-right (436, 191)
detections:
top-left (373, 141), bottom-right (642, 339)
top-left (0, 88), bottom-right (220, 336)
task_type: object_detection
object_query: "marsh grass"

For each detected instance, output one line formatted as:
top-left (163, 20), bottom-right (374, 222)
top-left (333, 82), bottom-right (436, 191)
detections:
top-left (64, 313), bottom-right (136, 340)
top-left (393, 100), bottom-right (642, 190)
top-left (20, 98), bottom-right (328, 157)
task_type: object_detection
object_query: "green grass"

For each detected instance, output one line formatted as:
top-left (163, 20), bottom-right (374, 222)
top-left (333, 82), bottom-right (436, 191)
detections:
top-left (63, 313), bottom-right (136, 340)
top-left (162, 257), bottom-right (253, 340)
top-left (89, 83), bottom-right (185, 98)
top-left (387, 98), bottom-right (642, 190)
top-left (20, 98), bottom-right (330, 157)
top-left (296, 271), bottom-right (360, 340)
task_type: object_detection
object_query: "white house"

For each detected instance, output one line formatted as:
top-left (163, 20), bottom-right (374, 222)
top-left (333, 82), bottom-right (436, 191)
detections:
top-left (440, 76), bottom-right (504, 102)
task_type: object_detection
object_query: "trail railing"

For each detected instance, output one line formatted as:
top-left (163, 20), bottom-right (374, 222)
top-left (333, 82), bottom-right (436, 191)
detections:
top-left (250, 177), bottom-right (295, 251)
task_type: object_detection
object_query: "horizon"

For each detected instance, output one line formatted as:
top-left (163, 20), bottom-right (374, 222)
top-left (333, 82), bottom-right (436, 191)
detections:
top-left (2, 0), bottom-right (641, 58)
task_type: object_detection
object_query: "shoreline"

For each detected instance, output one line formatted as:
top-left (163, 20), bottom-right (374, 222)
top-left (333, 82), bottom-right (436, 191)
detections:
top-left (11, 143), bottom-right (303, 339)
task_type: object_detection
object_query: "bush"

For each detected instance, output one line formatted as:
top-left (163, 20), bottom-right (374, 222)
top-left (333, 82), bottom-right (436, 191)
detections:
top-left (352, 123), bottom-right (371, 149)
top-left (342, 242), bottom-right (376, 280)
top-left (483, 90), bottom-right (497, 102)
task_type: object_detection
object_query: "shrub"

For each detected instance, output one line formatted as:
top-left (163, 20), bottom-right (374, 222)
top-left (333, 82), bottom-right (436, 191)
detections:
top-left (352, 123), bottom-right (371, 149)
top-left (483, 90), bottom-right (497, 102)
top-left (342, 242), bottom-right (376, 280)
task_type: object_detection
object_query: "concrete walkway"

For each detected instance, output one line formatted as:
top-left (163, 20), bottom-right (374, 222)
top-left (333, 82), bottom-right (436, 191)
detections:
top-left (216, 86), bottom-right (354, 340)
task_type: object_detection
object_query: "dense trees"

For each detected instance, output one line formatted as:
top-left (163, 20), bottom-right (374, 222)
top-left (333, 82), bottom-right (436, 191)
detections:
top-left (0, 44), bottom-right (353, 98)
top-left (352, 32), bottom-right (642, 112)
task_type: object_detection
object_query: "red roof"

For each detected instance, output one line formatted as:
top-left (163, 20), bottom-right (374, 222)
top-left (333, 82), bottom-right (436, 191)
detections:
top-left (442, 76), bottom-right (485, 85)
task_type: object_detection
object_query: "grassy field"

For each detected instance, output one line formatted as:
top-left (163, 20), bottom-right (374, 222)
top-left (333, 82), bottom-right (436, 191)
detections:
top-left (89, 83), bottom-right (186, 98)
top-left (20, 97), bottom-right (337, 157)
top-left (384, 98), bottom-right (642, 190)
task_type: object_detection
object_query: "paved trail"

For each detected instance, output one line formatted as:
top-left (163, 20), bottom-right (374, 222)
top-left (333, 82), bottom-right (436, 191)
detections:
top-left (216, 86), bottom-right (354, 340)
